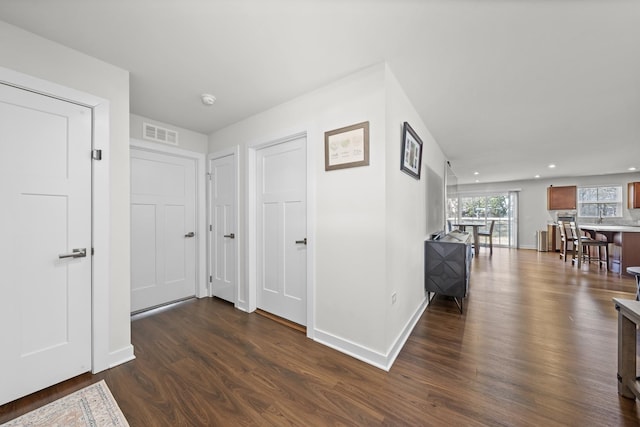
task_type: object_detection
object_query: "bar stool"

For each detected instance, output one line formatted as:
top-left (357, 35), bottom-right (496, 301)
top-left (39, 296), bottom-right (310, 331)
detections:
top-left (569, 222), bottom-right (609, 270)
top-left (627, 267), bottom-right (640, 300)
top-left (557, 221), bottom-right (570, 262)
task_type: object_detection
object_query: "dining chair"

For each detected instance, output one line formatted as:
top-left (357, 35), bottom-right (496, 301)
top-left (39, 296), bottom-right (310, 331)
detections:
top-left (447, 220), bottom-right (458, 232)
top-left (478, 220), bottom-right (495, 255)
top-left (568, 221), bottom-right (608, 269)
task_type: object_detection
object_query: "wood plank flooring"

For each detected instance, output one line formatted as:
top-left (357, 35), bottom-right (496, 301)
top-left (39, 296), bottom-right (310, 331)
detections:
top-left (2, 248), bottom-right (640, 425)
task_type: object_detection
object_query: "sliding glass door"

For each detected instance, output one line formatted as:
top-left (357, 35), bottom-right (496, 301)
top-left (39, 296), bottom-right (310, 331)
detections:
top-left (447, 191), bottom-right (519, 248)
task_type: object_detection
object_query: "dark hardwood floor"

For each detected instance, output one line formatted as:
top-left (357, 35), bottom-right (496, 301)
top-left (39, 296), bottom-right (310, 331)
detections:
top-left (2, 248), bottom-right (640, 426)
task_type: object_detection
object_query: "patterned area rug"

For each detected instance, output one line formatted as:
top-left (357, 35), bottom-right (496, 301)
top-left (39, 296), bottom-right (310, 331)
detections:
top-left (1, 380), bottom-right (129, 427)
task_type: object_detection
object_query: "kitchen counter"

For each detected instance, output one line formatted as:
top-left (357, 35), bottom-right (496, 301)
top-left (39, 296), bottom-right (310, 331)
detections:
top-left (580, 224), bottom-right (640, 233)
top-left (579, 225), bottom-right (640, 274)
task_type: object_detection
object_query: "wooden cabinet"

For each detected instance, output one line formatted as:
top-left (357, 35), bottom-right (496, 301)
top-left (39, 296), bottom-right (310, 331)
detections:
top-left (628, 182), bottom-right (640, 209)
top-left (547, 223), bottom-right (561, 252)
top-left (547, 186), bottom-right (577, 210)
top-left (611, 231), bottom-right (640, 274)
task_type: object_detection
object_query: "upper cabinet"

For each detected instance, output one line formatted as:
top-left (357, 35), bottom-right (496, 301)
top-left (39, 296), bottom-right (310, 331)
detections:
top-left (628, 182), bottom-right (640, 209)
top-left (547, 185), bottom-right (577, 210)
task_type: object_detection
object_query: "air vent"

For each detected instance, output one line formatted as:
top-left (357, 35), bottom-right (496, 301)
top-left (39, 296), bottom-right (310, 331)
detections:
top-left (143, 122), bottom-right (178, 145)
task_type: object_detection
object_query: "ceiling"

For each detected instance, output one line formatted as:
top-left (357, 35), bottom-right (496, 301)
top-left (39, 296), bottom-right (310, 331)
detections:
top-left (1, 0), bottom-right (639, 184)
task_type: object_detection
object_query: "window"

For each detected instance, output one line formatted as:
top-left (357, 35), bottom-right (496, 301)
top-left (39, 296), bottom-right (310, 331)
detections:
top-left (577, 186), bottom-right (622, 218)
top-left (447, 191), bottom-right (519, 248)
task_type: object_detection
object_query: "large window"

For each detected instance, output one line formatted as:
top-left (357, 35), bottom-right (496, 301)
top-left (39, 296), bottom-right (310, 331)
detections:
top-left (447, 191), bottom-right (518, 248)
top-left (577, 186), bottom-right (623, 218)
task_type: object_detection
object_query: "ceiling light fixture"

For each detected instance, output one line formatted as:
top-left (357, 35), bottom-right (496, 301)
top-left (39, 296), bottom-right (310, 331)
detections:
top-left (473, 171), bottom-right (479, 175)
top-left (200, 93), bottom-right (216, 106)
top-left (629, 167), bottom-right (637, 171)
top-left (548, 164), bottom-right (556, 169)
top-left (534, 175), bottom-right (541, 178)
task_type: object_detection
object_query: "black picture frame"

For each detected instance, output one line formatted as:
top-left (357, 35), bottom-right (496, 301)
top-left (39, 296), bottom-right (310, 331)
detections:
top-left (400, 122), bottom-right (423, 179)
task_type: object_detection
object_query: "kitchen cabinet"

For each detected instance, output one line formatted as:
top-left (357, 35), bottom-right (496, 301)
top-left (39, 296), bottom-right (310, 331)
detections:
top-left (628, 182), bottom-right (640, 209)
top-left (547, 223), bottom-right (561, 252)
top-left (547, 185), bottom-right (577, 210)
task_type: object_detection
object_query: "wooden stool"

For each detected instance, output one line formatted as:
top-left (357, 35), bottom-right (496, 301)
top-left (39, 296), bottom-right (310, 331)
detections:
top-left (627, 267), bottom-right (640, 301)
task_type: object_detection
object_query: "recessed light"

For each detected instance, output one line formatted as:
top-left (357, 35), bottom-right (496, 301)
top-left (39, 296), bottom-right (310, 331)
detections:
top-left (473, 171), bottom-right (479, 175)
top-left (548, 164), bottom-right (556, 169)
top-left (475, 179), bottom-right (480, 183)
top-left (629, 167), bottom-right (637, 171)
top-left (534, 175), bottom-right (541, 178)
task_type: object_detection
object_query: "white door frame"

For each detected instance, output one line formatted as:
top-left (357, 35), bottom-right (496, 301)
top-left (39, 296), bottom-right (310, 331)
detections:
top-left (0, 66), bottom-right (112, 372)
top-left (130, 138), bottom-right (208, 299)
top-left (247, 132), bottom-right (315, 338)
top-left (207, 146), bottom-right (240, 306)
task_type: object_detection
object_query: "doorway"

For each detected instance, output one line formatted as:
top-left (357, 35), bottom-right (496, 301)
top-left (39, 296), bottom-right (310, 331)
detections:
top-left (130, 147), bottom-right (198, 312)
top-left (251, 134), bottom-right (308, 327)
top-left (448, 191), bottom-right (519, 248)
top-left (0, 82), bottom-right (92, 405)
top-left (208, 150), bottom-right (237, 304)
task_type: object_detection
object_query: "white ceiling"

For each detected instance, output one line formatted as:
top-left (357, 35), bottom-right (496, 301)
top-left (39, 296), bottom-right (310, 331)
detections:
top-left (1, 0), bottom-right (639, 184)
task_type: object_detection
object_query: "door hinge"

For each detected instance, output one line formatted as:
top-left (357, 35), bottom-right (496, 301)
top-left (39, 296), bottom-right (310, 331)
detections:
top-left (209, 224), bottom-right (213, 231)
top-left (91, 247), bottom-right (95, 256)
top-left (92, 149), bottom-right (102, 160)
top-left (209, 275), bottom-right (212, 283)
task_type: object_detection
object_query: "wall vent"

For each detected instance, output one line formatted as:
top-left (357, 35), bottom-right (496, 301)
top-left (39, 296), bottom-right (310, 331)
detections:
top-left (143, 122), bottom-right (179, 145)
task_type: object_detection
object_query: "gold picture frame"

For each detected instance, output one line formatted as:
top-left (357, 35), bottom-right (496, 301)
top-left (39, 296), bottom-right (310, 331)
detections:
top-left (324, 121), bottom-right (370, 171)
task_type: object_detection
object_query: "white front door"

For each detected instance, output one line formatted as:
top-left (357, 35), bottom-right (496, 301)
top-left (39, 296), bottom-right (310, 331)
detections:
top-left (209, 154), bottom-right (236, 303)
top-left (256, 136), bottom-right (307, 325)
top-left (130, 149), bottom-right (197, 312)
top-left (0, 83), bottom-right (92, 405)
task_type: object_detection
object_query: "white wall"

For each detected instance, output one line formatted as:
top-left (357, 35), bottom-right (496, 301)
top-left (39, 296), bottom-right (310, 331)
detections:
top-left (0, 21), bottom-right (132, 363)
top-left (383, 65), bottom-right (446, 358)
top-left (314, 68), bottom-right (388, 356)
top-left (130, 113), bottom-right (208, 153)
top-left (458, 172), bottom-right (640, 249)
top-left (208, 63), bottom-right (446, 368)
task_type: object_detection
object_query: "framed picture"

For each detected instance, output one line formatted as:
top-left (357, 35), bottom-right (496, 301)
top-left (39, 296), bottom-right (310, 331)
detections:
top-left (324, 121), bottom-right (370, 171)
top-left (400, 122), bottom-right (423, 179)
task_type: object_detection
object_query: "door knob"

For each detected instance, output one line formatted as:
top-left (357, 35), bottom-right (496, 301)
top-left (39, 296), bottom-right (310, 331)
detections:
top-left (185, 232), bottom-right (195, 238)
top-left (224, 233), bottom-right (235, 239)
top-left (295, 238), bottom-right (307, 245)
top-left (59, 248), bottom-right (87, 259)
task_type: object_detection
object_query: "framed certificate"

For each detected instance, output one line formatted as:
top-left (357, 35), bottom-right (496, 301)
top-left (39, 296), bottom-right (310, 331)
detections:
top-left (324, 121), bottom-right (370, 171)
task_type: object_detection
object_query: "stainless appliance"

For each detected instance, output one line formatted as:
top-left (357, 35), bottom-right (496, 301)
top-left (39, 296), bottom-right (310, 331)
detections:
top-left (557, 213), bottom-right (576, 223)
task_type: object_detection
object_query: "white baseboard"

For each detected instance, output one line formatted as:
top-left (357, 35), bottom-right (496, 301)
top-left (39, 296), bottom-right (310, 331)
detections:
top-left (108, 344), bottom-right (136, 368)
top-left (313, 297), bottom-right (428, 371)
top-left (314, 328), bottom-right (389, 370)
top-left (385, 297), bottom-right (429, 368)
top-left (235, 301), bottom-right (250, 313)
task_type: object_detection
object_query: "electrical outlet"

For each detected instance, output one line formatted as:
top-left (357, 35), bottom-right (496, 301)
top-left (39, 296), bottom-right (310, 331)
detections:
top-left (391, 292), bottom-right (397, 304)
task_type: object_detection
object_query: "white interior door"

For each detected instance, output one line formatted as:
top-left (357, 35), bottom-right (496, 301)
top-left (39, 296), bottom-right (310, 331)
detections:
top-left (256, 136), bottom-right (307, 325)
top-left (130, 149), bottom-right (196, 312)
top-left (209, 154), bottom-right (236, 303)
top-left (0, 83), bottom-right (92, 405)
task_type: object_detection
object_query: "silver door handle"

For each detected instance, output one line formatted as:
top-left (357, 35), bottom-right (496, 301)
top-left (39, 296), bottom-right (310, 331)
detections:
top-left (295, 238), bottom-right (307, 245)
top-left (59, 248), bottom-right (87, 259)
top-left (224, 233), bottom-right (235, 239)
top-left (185, 232), bottom-right (195, 238)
